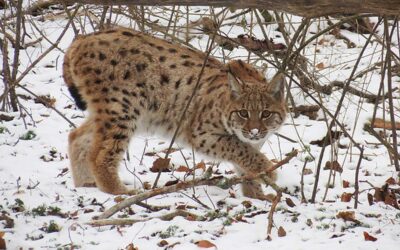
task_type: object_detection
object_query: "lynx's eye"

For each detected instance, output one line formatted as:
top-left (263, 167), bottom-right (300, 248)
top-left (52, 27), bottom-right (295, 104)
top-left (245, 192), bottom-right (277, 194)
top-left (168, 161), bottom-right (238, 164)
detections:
top-left (261, 110), bottom-right (272, 119)
top-left (237, 109), bottom-right (249, 119)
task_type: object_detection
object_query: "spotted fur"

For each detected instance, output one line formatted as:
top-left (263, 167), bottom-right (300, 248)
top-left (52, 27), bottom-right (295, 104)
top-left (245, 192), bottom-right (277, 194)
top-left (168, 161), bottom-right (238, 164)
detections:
top-left (63, 28), bottom-right (287, 199)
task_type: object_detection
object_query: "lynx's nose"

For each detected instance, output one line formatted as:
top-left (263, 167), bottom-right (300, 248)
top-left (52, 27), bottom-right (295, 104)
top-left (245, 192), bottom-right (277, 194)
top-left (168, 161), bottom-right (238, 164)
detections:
top-left (250, 128), bottom-right (259, 136)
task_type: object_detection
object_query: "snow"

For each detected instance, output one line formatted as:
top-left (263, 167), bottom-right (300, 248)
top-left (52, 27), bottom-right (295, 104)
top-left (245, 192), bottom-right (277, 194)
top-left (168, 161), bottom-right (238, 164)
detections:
top-left (1, 4), bottom-right (400, 250)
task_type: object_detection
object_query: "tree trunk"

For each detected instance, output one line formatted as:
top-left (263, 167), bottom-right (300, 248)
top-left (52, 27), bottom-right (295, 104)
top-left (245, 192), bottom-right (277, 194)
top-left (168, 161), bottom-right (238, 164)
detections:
top-left (61, 0), bottom-right (400, 17)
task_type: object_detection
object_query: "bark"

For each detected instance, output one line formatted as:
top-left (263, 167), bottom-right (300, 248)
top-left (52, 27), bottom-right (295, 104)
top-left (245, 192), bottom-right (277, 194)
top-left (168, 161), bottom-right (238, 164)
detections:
top-left (60, 0), bottom-right (400, 17)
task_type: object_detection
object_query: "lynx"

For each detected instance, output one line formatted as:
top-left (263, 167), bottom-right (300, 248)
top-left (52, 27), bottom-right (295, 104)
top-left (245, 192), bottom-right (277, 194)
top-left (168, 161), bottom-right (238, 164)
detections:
top-left (63, 28), bottom-right (286, 200)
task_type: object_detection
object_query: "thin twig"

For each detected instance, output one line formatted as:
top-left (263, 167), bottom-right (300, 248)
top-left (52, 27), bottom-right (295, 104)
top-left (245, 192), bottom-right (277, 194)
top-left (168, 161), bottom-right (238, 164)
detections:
top-left (383, 17), bottom-right (400, 171)
top-left (310, 19), bottom-right (379, 203)
top-left (266, 190), bottom-right (282, 240)
top-left (300, 159), bottom-right (308, 203)
top-left (354, 146), bottom-right (364, 209)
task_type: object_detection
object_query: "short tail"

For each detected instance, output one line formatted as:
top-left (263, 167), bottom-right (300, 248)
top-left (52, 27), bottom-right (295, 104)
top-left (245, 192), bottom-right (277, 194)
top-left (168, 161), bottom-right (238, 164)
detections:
top-left (63, 46), bottom-right (87, 110)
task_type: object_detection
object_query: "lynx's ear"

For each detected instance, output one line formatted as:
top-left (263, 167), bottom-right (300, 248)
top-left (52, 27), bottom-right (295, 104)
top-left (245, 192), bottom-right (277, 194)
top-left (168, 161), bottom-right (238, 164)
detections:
top-left (268, 73), bottom-right (285, 101)
top-left (228, 72), bottom-right (244, 99)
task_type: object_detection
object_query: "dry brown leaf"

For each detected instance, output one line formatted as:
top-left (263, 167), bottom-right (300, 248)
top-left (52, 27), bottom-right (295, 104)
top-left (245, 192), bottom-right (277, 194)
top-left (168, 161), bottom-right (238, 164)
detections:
top-left (336, 211), bottom-right (359, 223)
top-left (34, 94), bottom-right (56, 108)
top-left (384, 191), bottom-right (399, 209)
top-left (175, 165), bottom-right (190, 172)
top-left (0, 231), bottom-right (5, 250)
top-left (373, 185), bottom-right (400, 209)
top-left (278, 226), bottom-right (287, 237)
top-left (285, 198), bottom-right (296, 207)
top-left (158, 240), bottom-right (169, 247)
top-left (114, 196), bottom-right (125, 203)
top-left (385, 177), bottom-right (396, 185)
top-left (317, 38), bottom-right (328, 45)
top-left (195, 161), bottom-right (206, 171)
top-left (150, 158), bottom-right (171, 172)
top-left (363, 231), bottom-right (378, 242)
top-left (303, 168), bottom-right (313, 175)
top-left (323, 160), bottom-right (343, 173)
top-left (143, 181), bottom-right (151, 190)
top-left (241, 200), bottom-right (252, 208)
top-left (316, 62), bottom-right (325, 69)
top-left (341, 192), bottom-right (352, 202)
top-left (195, 240), bottom-right (216, 248)
top-left (342, 180), bottom-right (350, 188)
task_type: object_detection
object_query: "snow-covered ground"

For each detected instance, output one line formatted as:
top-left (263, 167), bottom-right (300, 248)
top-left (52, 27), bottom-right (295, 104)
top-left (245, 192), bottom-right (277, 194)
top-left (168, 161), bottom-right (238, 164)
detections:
top-left (1, 4), bottom-right (399, 250)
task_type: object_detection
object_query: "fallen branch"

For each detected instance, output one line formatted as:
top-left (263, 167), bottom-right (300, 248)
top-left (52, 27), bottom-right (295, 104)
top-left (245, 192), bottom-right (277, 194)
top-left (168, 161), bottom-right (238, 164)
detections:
top-left (88, 209), bottom-right (201, 226)
top-left (96, 149), bottom-right (298, 220)
top-left (330, 81), bottom-right (398, 103)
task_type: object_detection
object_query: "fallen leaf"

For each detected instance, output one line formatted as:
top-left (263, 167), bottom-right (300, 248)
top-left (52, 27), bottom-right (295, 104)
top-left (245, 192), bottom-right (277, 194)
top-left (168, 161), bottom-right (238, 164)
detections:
top-left (0, 231), bottom-right (5, 250)
top-left (316, 62), bottom-right (325, 69)
top-left (195, 240), bottom-right (216, 248)
top-left (125, 243), bottom-right (139, 250)
top-left (175, 165), bottom-right (190, 172)
top-left (363, 231), bottom-right (377, 242)
top-left (285, 198), bottom-right (296, 207)
top-left (336, 211), bottom-right (359, 223)
top-left (114, 196), bottom-right (125, 203)
top-left (318, 38), bottom-right (328, 45)
top-left (157, 240), bottom-right (168, 247)
top-left (341, 192), bottom-right (352, 202)
top-left (324, 160), bottom-right (343, 173)
top-left (150, 158), bottom-right (171, 172)
top-left (143, 182), bottom-right (151, 190)
top-left (278, 226), bottom-right (286, 237)
top-left (303, 168), bottom-right (313, 175)
top-left (161, 147), bottom-right (178, 154)
top-left (195, 161), bottom-right (206, 171)
top-left (373, 184), bottom-right (400, 209)
top-left (0, 214), bottom-right (14, 228)
top-left (241, 200), bottom-right (252, 208)
top-left (385, 177), bottom-right (396, 185)
top-left (342, 180), bottom-right (350, 188)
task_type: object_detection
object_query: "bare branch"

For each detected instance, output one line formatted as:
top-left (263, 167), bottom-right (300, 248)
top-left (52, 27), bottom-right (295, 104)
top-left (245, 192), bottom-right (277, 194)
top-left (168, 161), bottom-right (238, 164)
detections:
top-left (97, 150), bottom-right (298, 220)
top-left (60, 0), bottom-right (400, 17)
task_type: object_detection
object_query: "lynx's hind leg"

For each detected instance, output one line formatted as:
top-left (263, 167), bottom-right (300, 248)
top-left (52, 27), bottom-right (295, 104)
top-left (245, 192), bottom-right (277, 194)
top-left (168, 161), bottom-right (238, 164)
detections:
top-left (88, 114), bottom-right (137, 195)
top-left (68, 119), bottom-right (96, 187)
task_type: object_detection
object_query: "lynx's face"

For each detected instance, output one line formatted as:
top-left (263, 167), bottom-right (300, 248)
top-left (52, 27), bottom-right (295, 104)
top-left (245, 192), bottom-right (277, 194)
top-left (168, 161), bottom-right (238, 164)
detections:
top-left (225, 73), bottom-right (286, 144)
